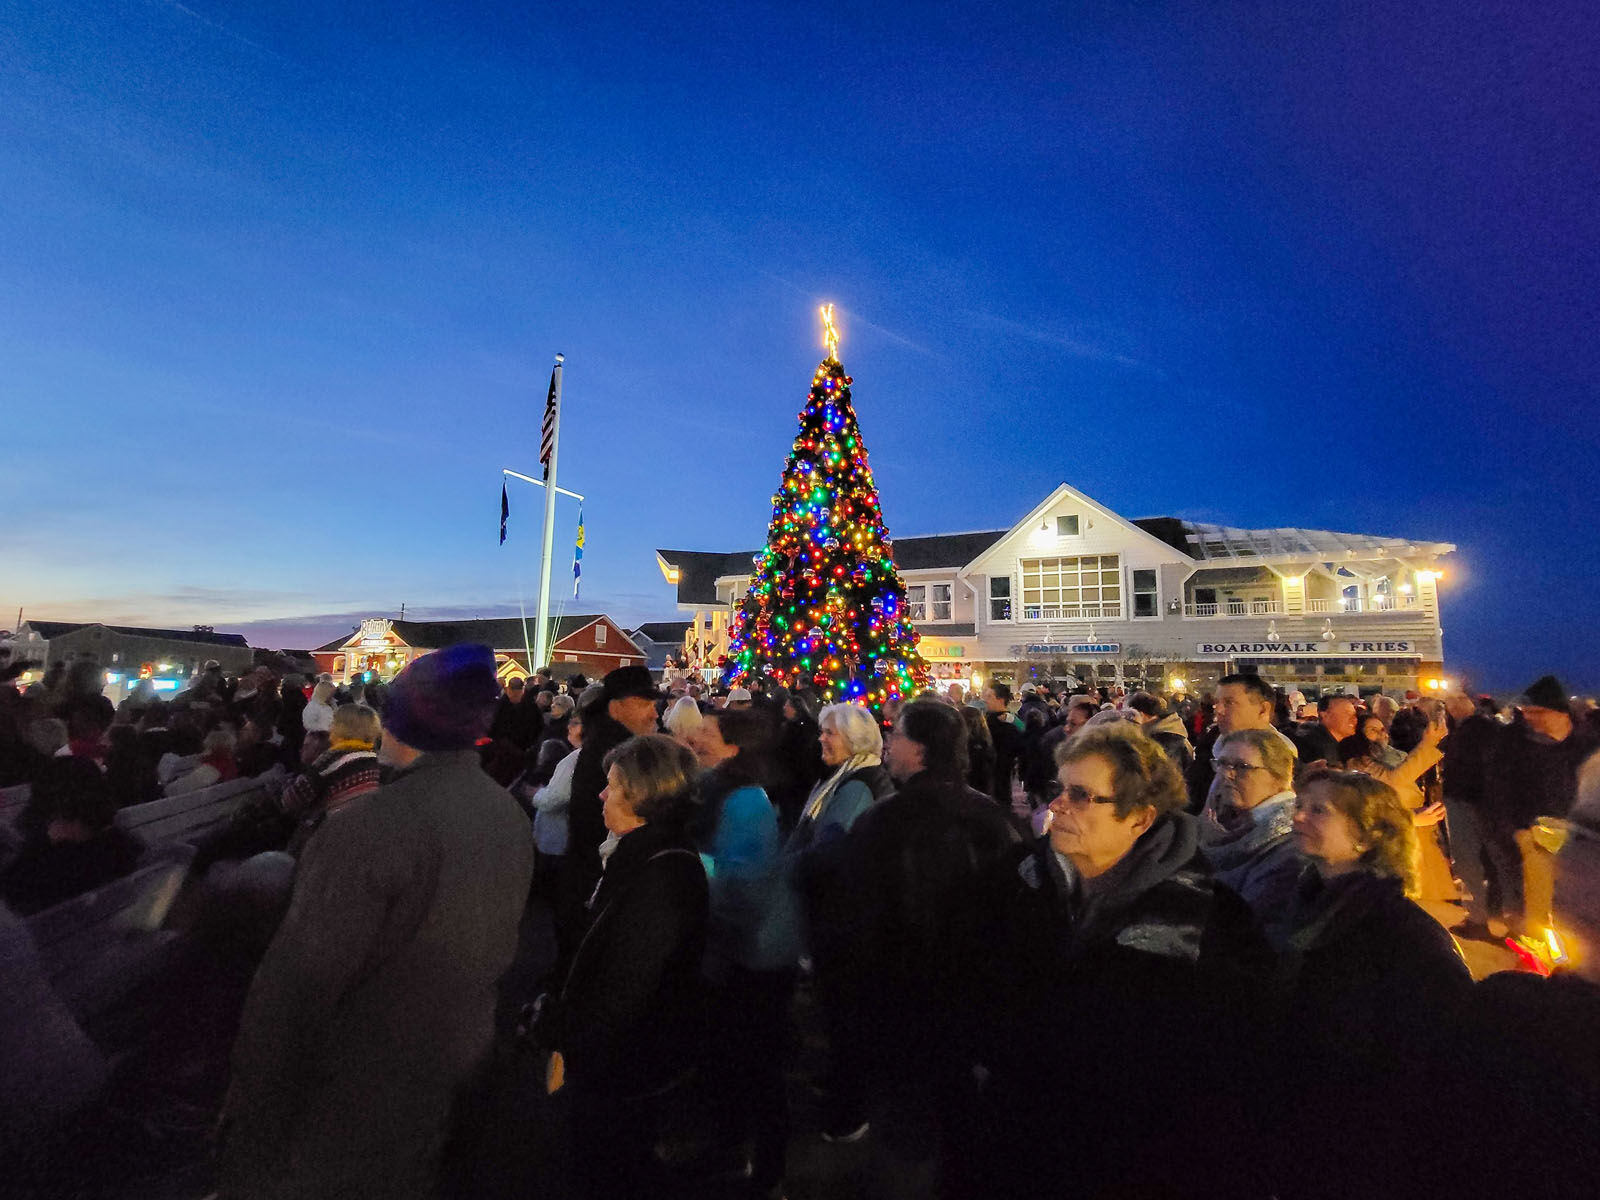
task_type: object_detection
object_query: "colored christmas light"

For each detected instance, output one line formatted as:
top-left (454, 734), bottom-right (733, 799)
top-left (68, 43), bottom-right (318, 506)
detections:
top-left (723, 307), bottom-right (928, 715)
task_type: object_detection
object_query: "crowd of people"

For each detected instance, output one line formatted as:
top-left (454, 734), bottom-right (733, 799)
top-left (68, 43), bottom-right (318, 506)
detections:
top-left (2, 647), bottom-right (1599, 1199)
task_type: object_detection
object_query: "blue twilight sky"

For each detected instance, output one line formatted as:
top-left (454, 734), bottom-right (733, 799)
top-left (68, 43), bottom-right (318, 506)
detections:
top-left (2, 1), bottom-right (1596, 691)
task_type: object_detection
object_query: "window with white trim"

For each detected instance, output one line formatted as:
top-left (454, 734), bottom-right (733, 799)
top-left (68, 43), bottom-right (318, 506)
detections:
top-left (1132, 569), bottom-right (1158, 618)
top-left (930, 583), bottom-right (952, 621)
top-left (1057, 514), bottom-right (1080, 537)
top-left (989, 576), bottom-right (1012, 621)
top-left (1019, 555), bottom-right (1122, 619)
top-left (906, 585), bottom-right (927, 621)
top-left (595, 624), bottom-right (607, 645)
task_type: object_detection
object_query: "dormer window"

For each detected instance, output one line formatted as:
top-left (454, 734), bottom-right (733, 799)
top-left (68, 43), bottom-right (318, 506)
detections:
top-left (1057, 514), bottom-right (1080, 537)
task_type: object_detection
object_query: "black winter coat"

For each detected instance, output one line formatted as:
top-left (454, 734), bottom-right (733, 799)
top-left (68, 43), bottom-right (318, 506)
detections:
top-left (841, 771), bottom-right (1020, 1061)
top-left (1270, 868), bottom-right (1471, 1199)
top-left (557, 710), bottom-right (637, 949)
top-left (550, 820), bottom-right (708, 1098)
top-left (985, 814), bottom-right (1273, 1199)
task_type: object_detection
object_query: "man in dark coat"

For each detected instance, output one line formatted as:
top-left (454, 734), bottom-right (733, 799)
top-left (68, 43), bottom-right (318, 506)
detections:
top-left (221, 644), bottom-right (533, 1200)
top-left (1482, 674), bottom-right (1599, 935)
top-left (842, 699), bottom-right (1020, 1172)
top-left (1292, 693), bottom-right (1357, 767)
top-left (555, 667), bottom-right (661, 957)
top-left (1441, 691), bottom-right (1502, 937)
top-left (983, 683), bottom-right (1025, 807)
top-left (985, 722), bottom-right (1271, 1200)
top-left (488, 677), bottom-right (545, 751)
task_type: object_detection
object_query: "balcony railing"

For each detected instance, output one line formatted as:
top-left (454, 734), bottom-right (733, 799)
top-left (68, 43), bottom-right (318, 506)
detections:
top-left (1184, 600), bottom-right (1283, 617)
top-left (1306, 595), bottom-right (1421, 614)
top-left (1021, 603), bottom-right (1123, 621)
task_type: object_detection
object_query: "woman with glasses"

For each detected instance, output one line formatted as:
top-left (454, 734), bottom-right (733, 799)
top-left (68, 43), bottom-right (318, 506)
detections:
top-left (986, 722), bottom-right (1271, 1200)
top-left (1199, 727), bottom-right (1303, 941)
top-left (1270, 767), bottom-right (1470, 1199)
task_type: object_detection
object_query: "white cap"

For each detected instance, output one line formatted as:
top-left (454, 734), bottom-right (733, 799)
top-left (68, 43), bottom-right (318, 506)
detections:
top-left (728, 687), bottom-right (752, 702)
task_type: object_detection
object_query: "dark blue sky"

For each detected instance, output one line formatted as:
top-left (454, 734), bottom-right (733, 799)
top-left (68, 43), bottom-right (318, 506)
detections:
top-left (3, 1), bottom-right (1595, 691)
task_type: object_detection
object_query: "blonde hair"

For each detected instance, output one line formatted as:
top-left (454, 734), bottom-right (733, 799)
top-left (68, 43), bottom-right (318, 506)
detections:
top-left (1299, 768), bottom-right (1420, 895)
top-left (311, 680), bottom-right (336, 704)
top-left (329, 703), bottom-right (381, 748)
top-left (1216, 727), bottom-right (1296, 790)
top-left (818, 702), bottom-right (883, 759)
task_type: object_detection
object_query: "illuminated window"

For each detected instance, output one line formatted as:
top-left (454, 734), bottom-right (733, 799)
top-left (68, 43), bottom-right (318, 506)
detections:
top-left (1020, 555), bottom-right (1121, 618)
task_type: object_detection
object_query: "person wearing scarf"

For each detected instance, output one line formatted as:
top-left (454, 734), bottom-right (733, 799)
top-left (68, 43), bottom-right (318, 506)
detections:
top-left (1198, 726), bottom-right (1303, 943)
top-left (782, 701), bottom-right (891, 1143)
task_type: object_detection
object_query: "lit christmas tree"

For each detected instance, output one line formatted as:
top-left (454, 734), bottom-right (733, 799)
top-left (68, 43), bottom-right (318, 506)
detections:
top-left (724, 306), bottom-right (928, 713)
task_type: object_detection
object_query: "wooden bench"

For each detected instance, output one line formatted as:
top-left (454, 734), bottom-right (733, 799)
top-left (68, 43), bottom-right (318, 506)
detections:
top-left (114, 767), bottom-right (286, 852)
top-left (25, 844), bottom-right (196, 1020)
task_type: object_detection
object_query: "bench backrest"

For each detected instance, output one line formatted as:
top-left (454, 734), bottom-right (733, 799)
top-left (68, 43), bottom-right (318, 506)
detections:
top-left (26, 845), bottom-right (195, 966)
top-left (113, 769), bottom-right (282, 848)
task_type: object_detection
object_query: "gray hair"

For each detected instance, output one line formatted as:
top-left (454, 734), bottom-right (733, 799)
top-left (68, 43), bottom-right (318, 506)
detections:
top-left (550, 693), bottom-right (575, 718)
top-left (1216, 727), bottom-right (1296, 789)
top-left (818, 702), bottom-right (883, 758)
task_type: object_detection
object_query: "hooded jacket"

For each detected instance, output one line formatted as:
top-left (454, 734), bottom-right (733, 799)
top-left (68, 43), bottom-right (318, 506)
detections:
top-left (1145, 710), bottom-right (1195, 776)
top-left (986, 813), bottom-right (1272, 1199)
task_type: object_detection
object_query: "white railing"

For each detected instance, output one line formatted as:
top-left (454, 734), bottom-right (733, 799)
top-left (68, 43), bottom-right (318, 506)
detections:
top-left (1021, 603), bottom-right (1123, 621)
top-left (1184, 600), bottom-right (1283, 618)
top-left (1365, 594), bottom-right (1420, 611)
top-left (1305, 599), bottom-right (1337, 613)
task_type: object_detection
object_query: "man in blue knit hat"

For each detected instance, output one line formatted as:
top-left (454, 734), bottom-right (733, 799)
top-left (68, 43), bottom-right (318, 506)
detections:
top-left (223, 644), bottom-right (533, 1200)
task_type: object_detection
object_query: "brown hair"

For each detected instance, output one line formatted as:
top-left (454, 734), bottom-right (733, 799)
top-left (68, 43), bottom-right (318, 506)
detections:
top-left (603, 733), bottom-right (700, 824)
top-left (1056, 722), bottom-right (1186, 819)
top-left (1298, 767), bottom-right (1420, 895)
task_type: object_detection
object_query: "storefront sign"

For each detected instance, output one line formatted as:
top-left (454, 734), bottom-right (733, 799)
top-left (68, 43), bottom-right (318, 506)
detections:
top-left (921, 644), bottom-right (966, 658)
top-left (1023, 642), bottom-right (1122, 655)
top-left (1196, 641), bottom-right (1328, 657)
top-left (1196, 639), bottom-right (1420, 659)
top-left (359, 617), bottom-right (394, 647)
top-left (1340, 640), bottom-right (1416, 656)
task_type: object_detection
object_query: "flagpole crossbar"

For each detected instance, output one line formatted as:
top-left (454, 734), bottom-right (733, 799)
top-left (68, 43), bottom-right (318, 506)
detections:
top-left (502, 469), bottom-right (585, 502)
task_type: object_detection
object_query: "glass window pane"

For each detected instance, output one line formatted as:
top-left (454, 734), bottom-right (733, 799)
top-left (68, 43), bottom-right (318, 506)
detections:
top-left (1133, 569), bottom-right (1157, 590)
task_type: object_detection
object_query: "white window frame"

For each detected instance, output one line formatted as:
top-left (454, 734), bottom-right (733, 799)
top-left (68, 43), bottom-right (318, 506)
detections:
top-left (906, 585), bottom-right (928, 622)
top-left (595, 624), bottom-right (607, 646)
top-left (1056, 514), bottom-right (1080, 537)
top-left (1130, 567), bottom-right (1160, 619)
top-left (1018, 555), bottom-right (1122, 620)
top-left (929, 582), bottom-right (953, 622)
top-left (988, 575), bottom-right (1013, 622)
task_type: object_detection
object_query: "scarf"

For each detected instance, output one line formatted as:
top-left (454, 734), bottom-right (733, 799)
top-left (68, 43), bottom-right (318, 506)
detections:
top-left (801, 751), bottom-right (881, 825)
top-left (1199, 791), bottom-right (1297, 875)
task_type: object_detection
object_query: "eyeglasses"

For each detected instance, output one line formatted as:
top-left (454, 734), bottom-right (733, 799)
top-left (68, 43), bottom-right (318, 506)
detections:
top-left (1050, 783), bottom-right (1116, 808)
top-left (1214, 758), bottom-right (1266, 775)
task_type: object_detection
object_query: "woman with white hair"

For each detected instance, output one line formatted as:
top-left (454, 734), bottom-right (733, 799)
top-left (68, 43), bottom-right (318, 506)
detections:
top-left (661, 695), bottom-right (703, 746)
top-left (302, 680), bottom-right (336, 735)
top-left (783, 702), bottom-right (893, 1141)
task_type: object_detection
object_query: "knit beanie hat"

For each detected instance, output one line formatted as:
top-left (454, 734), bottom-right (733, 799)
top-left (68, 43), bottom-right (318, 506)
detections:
top-left (1519, 674), bottom-right (1569, 712)
top-left (381, 644), bottom-right (501, 752)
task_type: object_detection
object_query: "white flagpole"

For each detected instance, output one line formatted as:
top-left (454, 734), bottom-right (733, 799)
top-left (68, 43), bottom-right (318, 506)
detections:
top-left (534, 354), bottom-right (564, 670)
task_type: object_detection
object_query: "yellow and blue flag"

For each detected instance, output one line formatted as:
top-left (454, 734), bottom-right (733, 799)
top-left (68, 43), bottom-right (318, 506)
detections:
top-left (573, 506), bottom-right (585, 598)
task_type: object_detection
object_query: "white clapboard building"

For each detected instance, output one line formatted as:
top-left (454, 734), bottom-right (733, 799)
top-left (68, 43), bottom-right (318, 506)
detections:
top-left (656, 481), bottom-right (1455, 697)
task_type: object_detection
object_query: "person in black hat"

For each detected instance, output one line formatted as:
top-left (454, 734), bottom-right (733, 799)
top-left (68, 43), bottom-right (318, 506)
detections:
top-left (222, 644), bottom-right (534, 1200)
top-left (1483, 674), bottom-right (1600, 935)
top-left (554, 665), bottom-right (663, 957)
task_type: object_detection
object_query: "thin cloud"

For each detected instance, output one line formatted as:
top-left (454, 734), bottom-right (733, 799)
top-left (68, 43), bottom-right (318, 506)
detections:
top-left (972, 311), bottom-right (1168, 379)
top-left (755, 271), bottom-right (936, 358)
top-left (161, 1), bottom-right (289, 62)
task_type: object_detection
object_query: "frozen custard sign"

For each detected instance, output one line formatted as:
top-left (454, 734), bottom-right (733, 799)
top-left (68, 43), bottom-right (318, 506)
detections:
top-left (1021, 642), bottom-right (1122, 655)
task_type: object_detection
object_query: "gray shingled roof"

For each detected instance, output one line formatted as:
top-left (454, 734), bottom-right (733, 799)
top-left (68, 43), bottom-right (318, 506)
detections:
top-left (658, 531), bottom-right (1008, 606)
top-left (22, 620), bottom-right (249, 648)
top-left (632, 621), bottom-right (693, 644)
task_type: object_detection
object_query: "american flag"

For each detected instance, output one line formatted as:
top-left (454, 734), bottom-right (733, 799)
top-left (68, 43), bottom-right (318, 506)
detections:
top-left (540, 366), bottom-right (559, 480)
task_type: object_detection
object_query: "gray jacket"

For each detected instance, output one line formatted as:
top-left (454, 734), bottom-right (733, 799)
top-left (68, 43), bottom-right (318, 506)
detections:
top-left (224, 749), bottom-right (533, 1199)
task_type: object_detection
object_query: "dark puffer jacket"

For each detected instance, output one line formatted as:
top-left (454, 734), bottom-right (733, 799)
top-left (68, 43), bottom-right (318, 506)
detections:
top-left (985, 813), bottom-right (1273, 1200)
